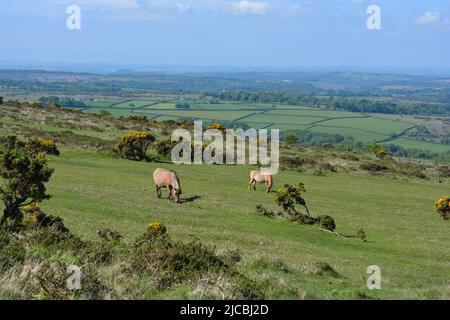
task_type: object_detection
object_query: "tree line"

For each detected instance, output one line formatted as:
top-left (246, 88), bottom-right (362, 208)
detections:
top-left (211, 92), bottom-right (450, 115)
top-left (38, 96), bottom-right (86, 108)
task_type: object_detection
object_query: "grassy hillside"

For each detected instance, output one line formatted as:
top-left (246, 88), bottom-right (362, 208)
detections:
top-left (43, 148), bottom-right (450, 299)
top-left (1, 103), bottom-right (449, 299)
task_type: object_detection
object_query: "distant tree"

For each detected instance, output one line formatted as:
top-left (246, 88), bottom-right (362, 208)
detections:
top-left (47, 102), bottom-right (61, 111)
top-left (283, 133), bottom-right (299, 145)
top-left (127, 115), bottom-right (148, 123)
top-left (0, 96), bottom-right (3, 105)
top-left (39, 96), bottom-right (86, 108)
top-left (0, 136), bottom-right (54, 226)
top-left (175, 102), bottom-right (191, 109)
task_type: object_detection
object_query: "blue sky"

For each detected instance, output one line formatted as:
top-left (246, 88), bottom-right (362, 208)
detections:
top-left (0, 0), bottom-right (449, 71)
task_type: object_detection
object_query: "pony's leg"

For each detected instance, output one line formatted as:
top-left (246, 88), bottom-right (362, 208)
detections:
top-left (156, 185), bottom-right (162, 198)
top-left (248, 179), bottom-right (256, 190)
top-left (248, 178), bottom-right (254, 190)
top-left (168, 186), bottom-right (173, 201)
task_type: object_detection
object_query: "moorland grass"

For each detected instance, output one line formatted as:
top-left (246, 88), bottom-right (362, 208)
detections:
top-left (22, 146), bottom-right (449, 299)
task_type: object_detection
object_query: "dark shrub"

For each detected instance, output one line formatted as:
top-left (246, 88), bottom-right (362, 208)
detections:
top-left (97, 229), bottom-right (123, 242)
top-left (154, 139), bottom-right (176, 158)
top-left (437, 166), bottom-right (450, 178)
top-left (357, 228), bottom-right (367, 241)
top-left (255, 205), bottom-right (275, 218)
top-left (318, 215), bottom-right (336, 232)
top-left (359, 162), bottom-right (389, 172)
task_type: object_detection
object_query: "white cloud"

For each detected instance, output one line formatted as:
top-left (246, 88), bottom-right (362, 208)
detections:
top-left (70, 0), bottom-right (138, 9)
top-left (49, 0), bottom-right (312, 20)
top-left (416, 11), bottom-right (440, 25)
top-left (177, 3), bottom-right (191, 14)
top-left (230, 1), bottom-right (267, 15)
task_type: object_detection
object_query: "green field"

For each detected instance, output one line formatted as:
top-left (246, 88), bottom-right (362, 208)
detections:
top-left (385, 137), bottom-right (450, 153)
top-left (80, 99), bottom-right (450, 153)
top-left (142, 110), bottom-right (256, 122)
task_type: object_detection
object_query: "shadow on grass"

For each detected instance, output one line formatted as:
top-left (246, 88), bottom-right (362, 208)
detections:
top-left (180, 195), bottom-right (201, 203)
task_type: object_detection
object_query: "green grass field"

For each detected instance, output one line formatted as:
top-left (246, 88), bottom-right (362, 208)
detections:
top-left (80, 99), bottom-right (450, 153)
top-left (34, 147), bottom-right (450, 299)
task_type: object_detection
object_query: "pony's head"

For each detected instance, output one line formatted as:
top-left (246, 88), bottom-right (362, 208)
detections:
top-left (172, 188), bottom-right (182, 204)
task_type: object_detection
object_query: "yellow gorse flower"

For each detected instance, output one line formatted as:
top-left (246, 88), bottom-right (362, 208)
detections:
top-left (36, 138), bottom-right (57, 149)
top-left (23, 214), bottom-right (38, 225)
top-left (22, 201), bottom-right (41, 213)
top-left (147, 221), bottom-right (167, 235)
top-left (434, 195), bottom-right (450, 212)
top-left (127, 131), bottom-right (153, 140)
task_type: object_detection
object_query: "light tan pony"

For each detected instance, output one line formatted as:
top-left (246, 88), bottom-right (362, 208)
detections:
top-left (153, 168), bottom-right (182, 204)
top-left (248, 170), bottom-right (273, 193)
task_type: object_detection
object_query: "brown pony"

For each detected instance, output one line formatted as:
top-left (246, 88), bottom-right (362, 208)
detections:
top-left (248, 170), bottom-right (273, 193)
top-left (153, 168), bottom-right (182, 203)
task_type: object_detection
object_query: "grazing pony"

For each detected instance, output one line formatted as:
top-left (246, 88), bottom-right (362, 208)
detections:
top-left (248, 170), bottom-right (273, 193)
top-left (153, 168), bottom-right (182, 203)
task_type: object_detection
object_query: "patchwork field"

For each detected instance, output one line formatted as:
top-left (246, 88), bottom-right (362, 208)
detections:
top-left (79, 99), bottom-right (450, 153)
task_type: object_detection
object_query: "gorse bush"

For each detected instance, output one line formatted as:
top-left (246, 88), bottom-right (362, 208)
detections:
top-left (275, 183), bottom-right (337, 229)
top-left (115, 131), bottom-right (155, 161)
top-left (434, 196), bottom-right (450, 220)
top-left (27, 138), bottom-right (60, 156)
top-left (207, 123), bottom-right (227, 134)
top-left (22, 202), bottom-right (68, 232)
top-left (154, 139), bottom-right (177, 158)
top-left (318, 215), bottom-right (336, 232)
top-left (0, 136), bottom-right (53, 227)
top-left (145, 221), bottom-right (167, 239)
top-left (275, 183), bottom-right (313, 222)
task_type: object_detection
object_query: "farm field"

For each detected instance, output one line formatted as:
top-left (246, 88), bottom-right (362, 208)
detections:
top-left (79, 98), bottom-right (450, 153)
